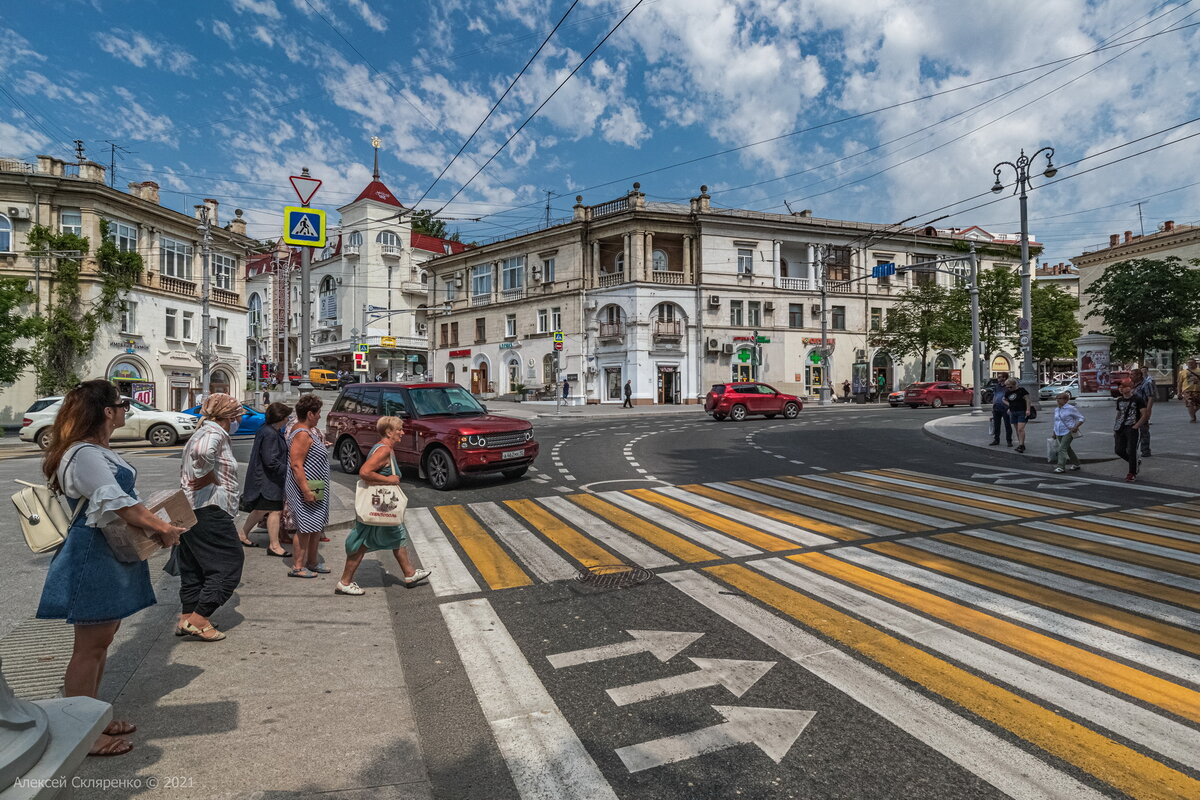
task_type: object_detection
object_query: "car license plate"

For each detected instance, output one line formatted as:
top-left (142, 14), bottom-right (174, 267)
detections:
top-left (501, 449), bottom-right (525, 459)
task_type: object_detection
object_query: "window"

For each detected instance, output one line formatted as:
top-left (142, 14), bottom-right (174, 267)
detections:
top-left (106, 220), bottom-right (138, 253)
top-left (0, 214), bottom-right (11, 253)
top-left (747, 301), bottom-right (761, 327)
top-left (654, 303), bottom-right (676, 321)
top-left (380, 389), bottom-right (407, 416)
top-left (216, 317), bottom-right (228, 346)
top-left (730, 300), bottom-right (744, 326)
top-left (347, 231), bottom-right (363, 248)
top-left (537, 309), bottom-right (548, 333)
top-left (357, 388), bottom-right (380, 415)
top-left (652, 249), bottom-right (668, 271)
top-left (160, 237), bottom-right (193, 279)
top-left (319, 275), bottom-right (337, 320)
top-left (831, 305), bottom-right (846, 330)
top-left (614, 252), bottom-right (625, 273)
top-left (542, 257), bottom-right (556, 283)
top-left (501, 256), bottom-right (524, 292)
top-left (737, 248), bottom-right (753, 275)
top-left (440, 322), bottom-right (449, 347)
top-left (505, 314), bottom-right (516, 338)
top-left (875, 257), bottom-right (893, 286)
top-left (870, 307), bottom-right (883, 330)
top-left (551, 307), bottom-right (561, 330)
top-left (60, 209), bottom-right (82, 236)
top-left (450, 321), bottom-right (459, 345)
top-left (120, 301), bottom-right (137, 334)
top-left (377, 230), bottom-right (401, 248)
top-left (182, 311), bottom-right (194, 341)
top-left (248, 294), bottom-right (263, 338)
top-left (471, 264), bottom-right (492, 297)
top-left (825, 246), bottom-right (852, 282)
top-left (211, 253), bottom-right (235, 291)
top-left (165, 308), bottom-right (178, 339)
top-left (914, 255), bottom-right (937, 286)
top-left (475, 317), bottom-right (486, 342)
top-left (788, 303), bottom-right (804, 328)
top-left (444, 278), bottom-right (458, 301)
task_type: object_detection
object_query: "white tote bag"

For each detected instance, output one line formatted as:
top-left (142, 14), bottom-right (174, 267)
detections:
top-left (354, 451), bottom-right (408, 526)
top-left (1045, 436), bottom-right (1060, 463)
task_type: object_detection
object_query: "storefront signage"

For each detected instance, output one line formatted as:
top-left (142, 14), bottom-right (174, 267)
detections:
top-left (499, 342), bottom-right (520, 349)
top-left (802, 337), bottom-right (835, 345)
top-left (950, 369), bottom-right (962, 383)
top-left (111, 340), bottom-right (150, 351)
top-left (658, 365), bottom-right (677, 372)
top-left (449, 349), bottom-right (472, 358)
top-left (381, 336), bottom-right (397, 348)
top-left (733, 336), bottom-right (770, 343)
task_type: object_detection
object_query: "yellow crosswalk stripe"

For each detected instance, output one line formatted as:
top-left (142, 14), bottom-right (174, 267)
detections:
top-left (777, 475), bottom-right (992, 526)
top-left (787, 552), bottom-right (1200, 724)
top-left (870, 469), bottom-right (1098, 512)
top-left (996, 523), bottom-right (1200, 578)
top-left (677, 484), bottom-right (865, 541)
top-left (568, 494), bottom-right (719, 562)
top-left (729, 480), bottom-right (928, 533)
top-left (503, 499), bottom-right (618, 568)
top-left (1053, 517), bottom-right (1200, 554)
top-left (935, 532), bottom-right (1200, 612)
top-left (626, 489), bottom-right (799, 552)
top-left (866, 541), bottom-right (1200, 657)
top-left (833, 473), bottom-right (1047, 518)
top-left (434, 505), bottom-right (533, 590)
top-left (705, 563), bottom-right (1200, 800)
top-left (1101, 510), bottom-right (1200, 537)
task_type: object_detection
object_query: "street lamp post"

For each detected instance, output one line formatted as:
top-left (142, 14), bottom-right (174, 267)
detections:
top-left (991, 146), bottom-right (1057, 403)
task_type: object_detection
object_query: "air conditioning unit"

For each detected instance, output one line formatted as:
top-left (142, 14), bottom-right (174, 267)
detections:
top-left (721, 343), bottom-right (735, 355)
top-left (811, 304), bottom-right (821, 315)
top-left (416, 323), bottom-right (428, 335)
top-left (764, 301), bottom-right (775, 312)
top-left (705, 337), bottom-right (720, 352)
top-left (708, 295), bottom-right (721, 308)
top-left (6, 206), bottom-right (30, 220)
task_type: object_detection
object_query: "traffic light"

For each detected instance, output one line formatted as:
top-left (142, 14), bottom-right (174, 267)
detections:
top-left (259, 363), bottom-right (270, 380)
top-left (353, 352), bottom-right (368, 372)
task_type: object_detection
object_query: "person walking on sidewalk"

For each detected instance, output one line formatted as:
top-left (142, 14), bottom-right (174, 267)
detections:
top-left (841, 379), bottom-right (851, 402)
top-left (562, 378), bottom-right (570, 402)
top-left (1179, 357), bottom-right (1200, 423)
top-left (1051, 393), bottom-right (1084, 473)
top-left (1131, 368), bottom-right (1156, 457)
top-left (1003, 378), bottom-right (1035, 452)
top-left (989, 385), bottom-right (1013, 447)
top-left (239, 401), bottom-right (292, 557)
top-left (286, 394), bottom-right (331, 578)
top-left (176, 394), bottom-right (247, 642)
top-left (37, 380), bottom-right (187, 757)
top-left (622, 379), bottom-right (633, 408)
top-left (1113, 380), bottom-right (1150, 482)
top-left (334, 416), bottom-right (431, 596)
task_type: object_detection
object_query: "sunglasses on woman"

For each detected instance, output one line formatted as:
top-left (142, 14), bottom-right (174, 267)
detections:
top-left (109, 400), bottom-right (131, 410)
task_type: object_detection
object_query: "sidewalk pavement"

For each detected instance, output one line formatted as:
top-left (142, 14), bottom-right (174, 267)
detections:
top-left (924, 399), bottom-right (1199, 490)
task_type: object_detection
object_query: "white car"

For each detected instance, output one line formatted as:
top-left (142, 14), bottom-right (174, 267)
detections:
top-left (1039, 380), bottom-right (1080, 401)
top-left (20, 396), bottom-right (198, 449)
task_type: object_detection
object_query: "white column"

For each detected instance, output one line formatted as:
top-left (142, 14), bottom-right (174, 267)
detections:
top-left (683, 235), bottom-right (694, 282)
top-left (591, 240), bottom-right (600, 282)
top-left (644, 231), bottom-right (654, 280)
top-left (806, 244), bottom-right (816, 282)
top-left (622, 233), bottom-right (631, 278)
top-left (772, 240), bottom-right (781, 288)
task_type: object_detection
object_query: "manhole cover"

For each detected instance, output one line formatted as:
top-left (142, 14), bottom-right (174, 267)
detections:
top-left (575, 563), bottom-right (653, 589)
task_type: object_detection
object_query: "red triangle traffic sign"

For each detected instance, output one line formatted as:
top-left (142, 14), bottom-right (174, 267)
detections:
top-left (289, 175), bottom-right (322, 206)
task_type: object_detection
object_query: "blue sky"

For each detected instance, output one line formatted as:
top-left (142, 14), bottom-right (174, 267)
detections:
top-left (2, 0), bottom-right (1198, 263)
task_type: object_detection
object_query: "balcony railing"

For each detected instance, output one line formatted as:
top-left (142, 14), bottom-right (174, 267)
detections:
top-left (212, 287), bottom-right (240, 306)
top-left (501, 287), bottom-right (526, 302)
top-left (780, 277), bottom-right (811, 291)
top-left (599, 322), bottom-right (624, 340)
top-left (380, 244), bottom-right (402, 257)
top-left (343, 245), bottom-right (360, 256)
top-left (652, 269), bottom-right (686, 285)
top-left (598, 270), bottom-right (625, 288)
top-left (592, 197), bottom-right (629, 218)
top-left (160, 275), bottom-right (197, 297)
top-left (827, 281), bottom-right (854, 293)
top-left (471, 294), bottom-right (491, 307)
top-left (653, 320), bottom-right (683, 339)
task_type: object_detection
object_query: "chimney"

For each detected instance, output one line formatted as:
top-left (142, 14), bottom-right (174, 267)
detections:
top-left (1109, 234), bottom-right (1120, 247)
top-left (1124, 230), bottom-right (1133, 243)
top-left (127, 181), bottom-right (160, 204)
top-left (573, 195), bottom-right (588, 222)
top-left (799, 209), bottom-right (813, 218)
top-left (78, 160), bottom-right (106, 183)
top-left (228, 208), bottom-right (246, 236)
top-left (35, 155), bottom-right (61, 176)
top-left (203, 198), bottom-right (219, 226)
top-left (1164, 220), bottom-right (1175, 232)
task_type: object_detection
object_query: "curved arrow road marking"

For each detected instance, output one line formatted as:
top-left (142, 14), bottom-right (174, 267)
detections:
top-left (547, 630), bottom-right (703, 669)
top-left (615, 705), bottom-right (816, 773)
top-left (606, 657), bottom-right (775, 706)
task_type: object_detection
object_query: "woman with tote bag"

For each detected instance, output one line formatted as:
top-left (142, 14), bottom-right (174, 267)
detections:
top-left (334, 416), bottom-right (430, 596)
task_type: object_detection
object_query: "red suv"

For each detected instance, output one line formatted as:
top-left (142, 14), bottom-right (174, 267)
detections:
top-left (326, 382), bottom-right (539, 490)
top-left (902, 381), bottom-right (972, 408)
top-left (705, 382), bottom-right (802, 421)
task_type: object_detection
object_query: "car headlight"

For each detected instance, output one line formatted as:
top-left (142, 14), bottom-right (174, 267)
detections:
top-left (467, 434), bottom-right (486, 448)
top-left (176, 416), bottom-right (193, 425)
top-left (523, 430), bottom-right (533, 441)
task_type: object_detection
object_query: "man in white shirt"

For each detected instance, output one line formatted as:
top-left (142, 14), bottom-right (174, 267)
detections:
top-left (1051, 392), bottom-right (1085, 473)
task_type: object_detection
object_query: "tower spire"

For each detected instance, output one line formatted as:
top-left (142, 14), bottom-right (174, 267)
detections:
top-left (371, 135), bottom-right (381, 180)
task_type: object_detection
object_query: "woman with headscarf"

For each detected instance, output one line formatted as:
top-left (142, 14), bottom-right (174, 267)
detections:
top-left (175, 393), bottom-right (245, 641)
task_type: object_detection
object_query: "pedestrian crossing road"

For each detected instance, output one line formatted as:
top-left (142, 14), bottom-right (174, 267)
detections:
top-left (403, 468), bottom-right (1200, 800)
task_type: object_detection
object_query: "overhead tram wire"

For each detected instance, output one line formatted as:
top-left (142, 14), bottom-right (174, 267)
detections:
top-left (412, 0), bottom-right (583, 211)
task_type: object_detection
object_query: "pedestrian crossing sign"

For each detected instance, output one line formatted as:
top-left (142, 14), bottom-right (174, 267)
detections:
top-left (282, 206), bottom-right (326, 247)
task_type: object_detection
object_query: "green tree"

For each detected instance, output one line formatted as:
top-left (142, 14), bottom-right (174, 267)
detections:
top-left (411, 209), bottom-right (461, 242)
top-left (1085, 257), bottom-right (1200, 364)
top-left (1030, 283), bottom-right (1081, 369)
top-left (871, 282), bottom-right (969, 381)
top-left (971, 265), bottom-right (1021, 361)
top-left (0, 279), bottom-right (45, 384)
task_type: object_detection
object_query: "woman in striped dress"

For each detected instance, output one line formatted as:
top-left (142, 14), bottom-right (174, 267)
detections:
top-left (285, 394), bottom-right (330, 578)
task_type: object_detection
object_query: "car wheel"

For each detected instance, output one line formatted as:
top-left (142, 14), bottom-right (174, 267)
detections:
top-left (425, 447), bottom-right (460, 491)
top-left (931, 398), bottom-right (944, 409)
top-left (502, 466), bottom-right (528, 480)
top-left (730, 404), bottom-right (748, 421)
top-left (35, 428), bottom-right (52, 450)
top-left (783, 402), bottom-right (800, 419)
top-left (337, 437), bottom-right (364, 475)
top-left (712, 413), bottom-right (726, 421)
top-left (147, 424), bottom-right (178, 447)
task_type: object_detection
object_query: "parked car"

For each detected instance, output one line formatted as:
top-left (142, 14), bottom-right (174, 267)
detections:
top-left (1039, 380), bottom-right (1080, 401)
top-left (901, 382), bottom-right (973, 408)
top-left (704, 382), bottom-right (803, 421)
top-left (888, 389), bottom-right (907, 407)
top-left (326, 382), bottom-right (538, 490)
top-left (980, 377), bottom-right (1004, 405)
top-left (181, 403), bottom-right (266, 437)
top-left (337, 373), bottom-right (361, 388)
top-left (20, 396), bottom-right (198, 449)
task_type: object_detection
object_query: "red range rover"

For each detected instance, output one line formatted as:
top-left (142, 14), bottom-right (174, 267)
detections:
top-left (704, 382), bottom-right (803, 421)
top-left (326, 382), bottom-right (539, 490)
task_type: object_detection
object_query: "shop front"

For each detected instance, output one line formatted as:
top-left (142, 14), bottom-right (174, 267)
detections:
top-left (656, 364), bottom-right (681, 404)
top-left (157, 349), bottom-right (202, 411)
top-left (108, 356), bottom-right (156, 407)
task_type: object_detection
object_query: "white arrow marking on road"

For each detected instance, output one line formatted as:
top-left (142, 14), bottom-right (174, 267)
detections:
top-left (1037, 482), bottom-right (1089, 489)
top-left (606, 657), bottom-right (775, 706)
top-left (615, 705), bottom-right (816, 773)
top-left (547, 630), bottom-right (703, 669)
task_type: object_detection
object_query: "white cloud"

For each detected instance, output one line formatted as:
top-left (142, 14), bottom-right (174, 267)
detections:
top-left (0, 119), bottom-right (49, 155)
top-left (231, 0), bottom-right (282, 19)
top-left (0, 27), bottom-right (44, 72)
top-left (94, 29), bottom-right (196, 75)
top-left (345, 0), bottom-right (388, 32)
top-left (600, 105), bottom-right (649, 147)
top-left (467, 17), bottom-right (489, 34)
top-left (110, 88), bottom-right (176, 146)
top-left (212, 20), bottom-right (236, 47)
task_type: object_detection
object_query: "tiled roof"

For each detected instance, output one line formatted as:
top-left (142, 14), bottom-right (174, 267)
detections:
top-left (411, 231), bottom-right (469, 254)
top-left (353, 180), bottom-right (405, 207)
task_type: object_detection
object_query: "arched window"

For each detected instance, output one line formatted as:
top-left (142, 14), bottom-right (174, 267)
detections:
top-left (445, 363), bottom-right (456, 383)
top-left (0, 214), bottom-right (11, 253)
top-left (247, 293), bottom-right (263, 338)
top-left (377, 231), bottom-right (400, 247)
top-left (652, 302), bottom-right (677, 322)
top-left (615, 252), bottom-right (625, 272)
top-left (542, 353), bottom-right (557, 385)
top-left (347, 231), bottom-right (363, 247)
top-left (652, 249), bottom-right (667, 271)
top-left (507, 358), bottom-right (521, 393)
top-left (420, 270), bottom-right (429, 285)
top-left (318, 276), bottom-right (337, 321)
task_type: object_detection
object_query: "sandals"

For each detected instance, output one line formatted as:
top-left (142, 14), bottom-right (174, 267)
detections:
top-left (103, 720), bottom-right (136, 736)
top-left (335, 581), bottom-right (365, 596)
top-left (182, 622), bottom-right (226, 642)
top-left (266, 548), bottom-right (292, 558)
top-left (240, 538), bottom-right (260, 548)
top-left (306, 563), bottom-right (332, 574)
top-left (288, 568), bottom-right (318, 579)
top-left (403, 568), bottom-right (432, 587)
top-left (88, 734), bottom-right (133, 757)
